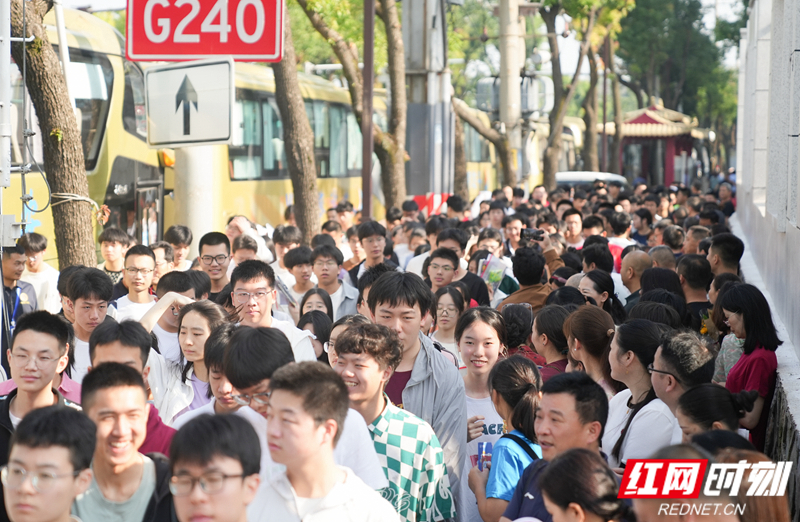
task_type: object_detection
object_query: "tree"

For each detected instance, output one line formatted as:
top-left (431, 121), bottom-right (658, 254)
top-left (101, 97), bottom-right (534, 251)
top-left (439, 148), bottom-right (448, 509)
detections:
top-left (452, 111), bottom-right (469, 201)
top-left (610, 70), bottom-right (624, 174)
top-left (272, 10), bottom-right (320, 245)
top-left (582, 50), bottom-right (600, 171)
top-left (452, 98), bottom-right (515, 187)
top-left (10, 0), bottom-right (95, 268)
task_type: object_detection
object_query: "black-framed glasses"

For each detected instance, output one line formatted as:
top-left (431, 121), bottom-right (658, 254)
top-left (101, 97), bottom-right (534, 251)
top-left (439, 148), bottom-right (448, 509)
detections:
top-left (231, 391), bottom-right (270, 406)
top-left (647, 364), bottom-right (679, 383)
top-left (169, 472), bottom-right (245, 496)
top-left (125, 267), bottom-right (154, 275)
top-left (200, 254), bottom-right (229, 265)
top-left (0, 465), bottom-right (80, 493)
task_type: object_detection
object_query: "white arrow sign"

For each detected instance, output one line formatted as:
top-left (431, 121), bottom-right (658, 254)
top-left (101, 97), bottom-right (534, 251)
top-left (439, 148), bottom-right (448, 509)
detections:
top-left (145, 58), bottom-right (234, 148)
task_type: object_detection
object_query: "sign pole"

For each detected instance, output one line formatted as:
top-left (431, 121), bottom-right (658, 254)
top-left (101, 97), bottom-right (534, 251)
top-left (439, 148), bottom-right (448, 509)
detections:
top-left (361, 0), bottom-right (374, 221)
top-left (174, 147), bottom-right (216, 259)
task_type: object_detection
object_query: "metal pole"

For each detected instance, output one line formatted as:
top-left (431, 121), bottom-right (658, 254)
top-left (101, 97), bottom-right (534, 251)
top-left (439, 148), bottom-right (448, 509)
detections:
top-left (1, 0), bottom-right (12, 188)
top-left (174, 147), bottom-right (216, 259)
top-left (361, 0), bottom-right (374, 220)
top-left (601, 35), bottom-right (609, 172)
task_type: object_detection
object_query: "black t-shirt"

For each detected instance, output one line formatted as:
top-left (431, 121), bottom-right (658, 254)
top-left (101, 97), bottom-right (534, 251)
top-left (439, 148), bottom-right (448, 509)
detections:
top-left (208, 291), bottom-right (220, 303)
top-left (688, 301), bottom-right (712, 332)
top-left (721, 201), bottom-right (735, 217)
top-left (460, 271), bottom-right (491, 306)
top-left (502, 459), bottom-right (551, 522)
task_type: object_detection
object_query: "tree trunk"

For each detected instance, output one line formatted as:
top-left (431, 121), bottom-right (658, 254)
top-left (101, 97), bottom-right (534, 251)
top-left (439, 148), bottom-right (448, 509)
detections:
top-left (10, 0), bottom-right (95, 268)
top-left (452, 98), bottom-right (513, 188)
top-left (611, 71), bottom-right (624, 175)
top-left (453, 110), bottom-right (468, 201)
top-left (271, 11), bottom-right (319, 246)
top-left (618, 74), bottom-right (644, 109)
top-left (582, 50), bottom-right (599, 172)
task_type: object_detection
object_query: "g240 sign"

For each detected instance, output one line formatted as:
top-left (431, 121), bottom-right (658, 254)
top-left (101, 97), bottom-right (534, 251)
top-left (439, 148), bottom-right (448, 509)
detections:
top-left (126, 0), bottom-right (284, 62)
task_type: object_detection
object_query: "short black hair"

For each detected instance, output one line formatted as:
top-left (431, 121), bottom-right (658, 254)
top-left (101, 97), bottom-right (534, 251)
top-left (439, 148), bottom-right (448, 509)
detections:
top-left (230, 260), bottom-right (275, 290)
top-left (436, 228), bottom-right (468, 252)
top-left (634, 208), bottom-right (654, 227)
top-left (709, 233), bottom-right (744, 269)
top-left (186, 270), bottom-right (211, 299)
top-left (321, 220), bottom-right (343, 234)
top-left (165, 225), bottom-right (193, 246)
top-left (149, 241), bottom-right (174, 263)
top-left (447, 195), bottom-right (466, 212)
top-left (155, 271), bottom-right (193, 299)
top-left (659, 330), bottom-right (715, 387)
top-left (11, 311), bottom-right (72, 356)
top-left (272, 225), bottom-right (304, 245)
top-left (401, 200), bottom-right (419, 212)
top-left (367, 271), bottom-right (433, 316)
top-left (283, 246), bottom-right (313, 269)
top-left (677, 254), bottom-right (713, 291)
top-left (125, 244), bottom-right (155, 263)
top-left (57, 265), bottom-right (86, 297)
top-left (502, 213), bottom-right (529, 228)
top-left (66, 267), bottom-right (113, 302)
top-left (98, 227), bottom-right (129, 245)
top-left (223, 327), bottom-right (295, 390)
top-left (11, 406), bottom-right (96, 472)
top-left (385, 207), bottom-right (403, 223)
top-left (89, 320), bottom-right (151, 367)
top-left (541, 371), bottom-right (609, 437)
top-left (628, 301), bottom-right (683, 329)
top-left (581, 215), bottom-right (604, 232)
top-left (81, 362), bottom-right (147, 410)
top-left (17, 232), bottom-right (47, 253)
top-left (268, 362), bottom-right (350, 445)
top-left (581, 244), bottom-right (614, 273)
top-left (428, 248), bottom-right (459, 270)
top-left (232, 235), bottom-right (258, 254)
top-left (489, 200), bottom-right (507, 211)
top-left (198, 232), bottom-right (230, 255)
top-left (170, 414), bottom-right (260, 477)
top-left (311, 234), bottom-right (336, 249)
top-left (204, 323), bottom-right (237, 373)
top-left (311, 245), bottom-right (344, 266)
top-left (357, 263), bottom-right (396, 305)
top-left (336, 201), bottom-right (354, 213)
top-left (608, 212), bottom-right (631, 236)
top-left (511, 247), bottom-right (546, 286)
top-left (425, 216), bottom-right (450, 238)
top-left (561, 208), bottom-right (583, 222)
top-left (357, 220), bottom-right (386, 241)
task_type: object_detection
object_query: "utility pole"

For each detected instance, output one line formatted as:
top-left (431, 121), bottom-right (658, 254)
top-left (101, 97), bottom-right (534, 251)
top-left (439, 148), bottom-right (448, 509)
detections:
top-left (499, 0), bottom-right (522, 184)
top-left (362, 0), bottom-right (375, 220)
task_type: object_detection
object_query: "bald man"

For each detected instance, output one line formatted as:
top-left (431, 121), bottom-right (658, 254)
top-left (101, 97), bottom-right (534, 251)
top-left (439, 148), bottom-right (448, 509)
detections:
top-left (621, 250), bottom-right (652, 312)
top-left (649, 245), bottom-right (677, 271)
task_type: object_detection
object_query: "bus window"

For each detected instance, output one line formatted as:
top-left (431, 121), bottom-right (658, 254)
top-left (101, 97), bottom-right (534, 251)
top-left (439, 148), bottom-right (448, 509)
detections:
top-left (346, 111), bottom-right (362, 172)
top-left (230, 98), bottom-right (262, 179)
top-left (313, 101), bottom-right (330, 178)
top-left (329, 105), bottom-right (347, 177)
top-left (122, 61), bottom-right (147, 140)
top-left (262, 99), bottom-right (287, 175)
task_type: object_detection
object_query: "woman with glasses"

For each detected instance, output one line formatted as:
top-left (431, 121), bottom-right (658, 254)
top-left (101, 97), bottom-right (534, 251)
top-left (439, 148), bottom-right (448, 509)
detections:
top-left (602, 319), bottom-right (676, 469)
top-left (430, 287), bottom-right (466, 368)
top-left (563, 306), bottom-right (623, 399)
top-left (710, 278), bottom-right (743, 384)
top-left (299, 288), bottom-right (334, 321)
top-left (297, 310), bottom-right (333, 364)
top-left (719, 284), bottom-right (782, 451)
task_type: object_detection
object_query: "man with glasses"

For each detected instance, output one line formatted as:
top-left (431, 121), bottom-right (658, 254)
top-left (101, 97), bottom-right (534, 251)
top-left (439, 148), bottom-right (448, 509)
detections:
top-left (427, 248), bottom-right (459, 293)
top-left (113, 245), bottom-right (157, 322)
top-left (312, 245), bottom-right (357, 320)
top-left (169, 414), bottom-right (261, 522)
top-left (2, 406), bottom-right (94, 522)
top-left (0, 312), bottom-right (80, 522)
top-left (198, 232), bottom-right (232, 302)
top-left (348, 221), bottom-right (399, 287)
top-left (148, 241), bottom-right (174, 294)
top-left (649, 331), bottom-right (715, 443)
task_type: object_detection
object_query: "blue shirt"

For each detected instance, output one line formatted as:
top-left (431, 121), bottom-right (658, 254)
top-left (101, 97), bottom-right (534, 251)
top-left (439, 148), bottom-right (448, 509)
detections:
top-left (485, 429), bottom-right (542, 501)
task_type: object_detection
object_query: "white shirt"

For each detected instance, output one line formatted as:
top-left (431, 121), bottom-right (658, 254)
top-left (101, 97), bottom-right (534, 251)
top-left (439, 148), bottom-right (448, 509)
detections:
top-left (611, 272), bottom-right (631, 307)
top-left (21, 264), bottom-right (61, 314)
top-left (72, 338), bottom-right (90, 385)
top-left (329, 285), bottom-right (345, 318)
top-left (269, 318), bottom-right (318, 362)
top-left (609, 236), bottom-right (637, 249)
top-left (114, 295), bottom-right (156, 323)
top-left (152, 322), bottom-right (182, 364)
top-left (460, 395), bottom-right (503, 522)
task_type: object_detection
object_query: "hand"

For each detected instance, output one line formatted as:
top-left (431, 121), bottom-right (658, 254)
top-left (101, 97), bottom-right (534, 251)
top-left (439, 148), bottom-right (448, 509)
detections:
top-left (467, 415), bottom-right (486, 442)
top-left (161, 291), bottom-right (195, 307)
top-left (535, 230), bottom-right (553, 252)
top-left (468, 462), bottom-right (490, 495)
top-left (230, 216), bottom-right (251, 234)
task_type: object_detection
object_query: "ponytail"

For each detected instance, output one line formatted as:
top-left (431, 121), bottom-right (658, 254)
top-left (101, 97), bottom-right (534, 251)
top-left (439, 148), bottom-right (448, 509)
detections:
top-left (489, 356), bottom-right (541, 441)
top-left (678, 384), bottom-right (759, 431)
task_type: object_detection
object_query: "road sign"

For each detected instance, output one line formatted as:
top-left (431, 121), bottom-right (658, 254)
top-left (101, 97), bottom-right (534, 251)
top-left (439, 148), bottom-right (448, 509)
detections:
top-left (126, 0), bottom-right (284, 62)
top-left (145, 58), bottom-right (234, 148)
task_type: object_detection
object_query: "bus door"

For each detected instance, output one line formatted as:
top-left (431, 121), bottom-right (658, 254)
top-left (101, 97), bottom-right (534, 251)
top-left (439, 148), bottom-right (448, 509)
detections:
top-left (134, 181), bottom-right (163, 246)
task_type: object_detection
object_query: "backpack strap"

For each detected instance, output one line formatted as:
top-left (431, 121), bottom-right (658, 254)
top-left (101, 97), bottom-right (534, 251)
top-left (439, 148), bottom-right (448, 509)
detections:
top-left (500, 433), bottom-right (539, 462)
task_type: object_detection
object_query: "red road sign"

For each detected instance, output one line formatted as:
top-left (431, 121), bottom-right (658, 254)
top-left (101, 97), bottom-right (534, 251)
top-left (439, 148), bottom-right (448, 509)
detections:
top-left (126, 0), bottom-right (284, 62)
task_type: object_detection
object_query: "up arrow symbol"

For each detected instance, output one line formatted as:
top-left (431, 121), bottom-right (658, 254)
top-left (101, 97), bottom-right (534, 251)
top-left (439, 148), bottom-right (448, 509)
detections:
top-left (175, 75), bottom-right (198, 136)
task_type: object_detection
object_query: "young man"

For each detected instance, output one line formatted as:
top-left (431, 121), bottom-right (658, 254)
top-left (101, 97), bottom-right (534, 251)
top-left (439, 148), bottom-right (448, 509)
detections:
top-left (230, 261), bottom-right (316, 361)
top-left (342, 226), bottom-right (365, 272)
top-left (283, 246), bottom-right (315, 307)
top-left (446, 194), bottom-right (467, 221)
top-left (334, 324), bottom-right (455, 522)
top-left (706, 233), bottom-right (744, 276)
top-left (367, 271), bottom-right (467, 513)
top-left (74, 363), bottom-right (174, 521)
top-left (186, 270), bottom-right (211, 301)
top-left (677, 254), bottom-right (714, 331)
top-left (65, 268), bottom-right (112, 384)
top-left (164, 225), bottom-right (193, 272)
top-left (312, 245), bottom-right (357, 320)
top-left (2, 246), bottom-right (38, 371)
top-left (620, 250), bottom-right (652, 313)
top-left (17, 233), bottom-right (60, 314)
top-left (97, 228), bottom-right (129, 284)
top-left (149, 241), bottom-right (174, 293)
top-left (606, 211), bottom-right (636, 249)
top-left (88, 320), bottom-right (176, 456)
top-left (562, 208), bottom-right (585, 249)
top-left (336, 201), bottom-right (356, 231)
top-left (321, 220), bottom-right (353, 260)
top-left (401, 200), bottom-right (420, 222)
top-left (499, 372), bottom-right (609, 522)
top-left (231, 235), bottom-right (258, 266)
top-left (223, 327), bottom-right (387, 490)
top-left (356, 264), bottom-right (396, 317)
top-left (348, 221), bottom-right (397, 286)
top-left (682, 225), bottom-right (710, 255)
top-left (436, 228), bottom-right (491, 306)
top-left (3, 406), bottom-right (94, 522)
top-left (426, 248), bottom-right (459, 293)
top-left (169, 414), bottom-right (261, 522)
top-left (649, 245), bottom-right (678, 270)
top-left (114, 245), bottom-right (157, 323)
top-left (581, 215), bottom-right (606, 239)
top-left (247, 362), bottom-right (397, 522)
top-left (198, 232), bottom-right (231, 302)
top-left (502, 214), bottom-right (527, 255)
top-left (269, 225), bottom-right (303, 289)
top-left (554, 199), bottom-right (574, 221)
top-left (405, 216), bottom-right (450, 277)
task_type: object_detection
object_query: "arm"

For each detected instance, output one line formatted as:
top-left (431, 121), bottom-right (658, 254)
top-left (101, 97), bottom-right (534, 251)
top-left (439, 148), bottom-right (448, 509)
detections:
top-left (431, 364), bottom-right (468, 514)
top-left (542, 245), bottom-right (564, 276)
top-left (740, 395), bottom-right (764, 430)
top-left (139, 292), bottom-right (195, 332)
top-left (468, 467), bottom-right (509, 522)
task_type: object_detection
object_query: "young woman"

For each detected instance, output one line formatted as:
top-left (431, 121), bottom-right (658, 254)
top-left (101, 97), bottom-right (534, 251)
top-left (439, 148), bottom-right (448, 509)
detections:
top-left (300, 288), bottom-right (334, 321)
top-left (563, 306), bottom-right (622, 399)
top-left (603, 319), bottom-right (676, 469)
top-left (297, 310), bottom-right (333, 364)
top-left (720, 284), bottom-right (782, 451)
top-left (147, 300), bottom-right (229, 426)
top-left (455, 308), bottom-right (507, 522)
top-left (430, 287), bottom-right (466, 368)
top-left (676, 384), bottom-right (757, 442)
top-left (468, 355), bottom-right (542, 522)
top-left (579, 270), bottom-right (627, 324)
top-left (501, 303), bottom-right (545, 365)
top-left (533, 305), bottom-right (571, 382)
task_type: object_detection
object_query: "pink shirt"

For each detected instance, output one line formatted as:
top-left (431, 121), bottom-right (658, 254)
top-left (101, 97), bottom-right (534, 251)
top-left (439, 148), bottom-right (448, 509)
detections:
top-left (0, 373), bottom-right (82, 404)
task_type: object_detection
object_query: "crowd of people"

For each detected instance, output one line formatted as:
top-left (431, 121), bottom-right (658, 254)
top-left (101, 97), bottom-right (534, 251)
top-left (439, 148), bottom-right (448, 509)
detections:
top-left (0, 176), bottom-right (790, 522)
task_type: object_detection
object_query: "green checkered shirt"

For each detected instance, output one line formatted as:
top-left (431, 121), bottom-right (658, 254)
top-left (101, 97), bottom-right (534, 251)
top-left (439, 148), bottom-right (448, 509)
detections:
top-left (369, 395), bottom-right (456, 522)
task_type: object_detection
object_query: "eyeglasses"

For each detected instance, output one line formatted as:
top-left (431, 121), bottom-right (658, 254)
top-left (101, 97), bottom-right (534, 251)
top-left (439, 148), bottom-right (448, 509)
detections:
top-left (234, 291), bottom-right (270, 304)
top-left (10, 353), bottom-right (58, 368)
top-left (125, 267), bottom-right (154, 275)
top-left (313, 260), bottom-right (338, 269)
top-left (429, 263), bottom-right (454, 273)
top-left (200, 254), bottom-right (229, 265)
top-left (1, 465), bottom-right (80, 493)
top-left (169, 472), bottom-right (244, 496)
top-left (723, 312), bottom-right (739, 327)
top-left (437, 306), bottom-right (458, 316)
top-left (231, 391), bottom-right (270, 406)
top-left (647, 364), bottom-right (680, 383)
top-left (323, 340), bottom-right (335, 354)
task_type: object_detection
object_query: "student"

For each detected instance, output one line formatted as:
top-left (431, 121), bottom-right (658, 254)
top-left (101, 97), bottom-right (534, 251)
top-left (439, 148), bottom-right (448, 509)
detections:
top-left (299, 288), bottom-right (333, 321)
top-left (321, 220), bottom-right (353, 260)
top-left (426, 248), bottom-right (459, 293)
top-left (436, 229), bottom-right (491, 306)
top-left (198, 233), bottom-right (231, 302)
top-left (326, 314), bottom-right (371, 367)
top-left (96, 228), bottom-right (129, 284)
top-left (65, 268), bottom-right (112, 384)
top-left (149, 241), bottom-right (174, 293)
top-left (430, 287), bottom-right (466, 366)
top-left (405, 216), bottom-right (450, 277)
top-left (283, 246), bottom-right (315, 321)
top-left (139, 271), bottom-right (196, 364)
top-left (706, 233), bottom-right (744, 276)
top-left (502, 214), bottom-right (527, 255)
top-left (348, 221), bottom-right (397, 286)
top-left (186, 270), bottom-right (211, 301)
top-left (88, 320), bottom-right (176, 456)
top-left (342, 226), bottom-right (365, 271)
top-left (336, 201), bottom-right (356, 231)
top-left (229, 260), bottom-right (316, 362)
top-left (269, 225), bottom-right (303, 288)
top-left (532, 305), bottom-right (571, 382)
top-left (333, 324), bottom-right (455, 522)
top-left (355, 263), bottom-right (396, 317)
top-left (164, 225), bottom-right (194, 272)
top-left (74, 363), bottom-right (175, 521)
top-left (114, 245), bottom-right (157, 323)
top-left (2, 406), bottom-right (94, 522)
top-left (367, 271), bottom-right (467, 513)
top-left (297, 311), bottom-right (332, 363)
top-left (312, 245), bottom-right (358, 320)
top-left (488, 200), bottom-right (506, 230)
top-left (169, 414), bottom-right (261, 522)
top-left (17, 233), bottom-right (60, 314)
top-left (247, 362), bottom-right (397, 522)
top-left (231, 235), bottom-right (258, 266)
top-left (54, 265), bottom-right (84, 324)
top-left (562, 208), bottom-right (585, 249)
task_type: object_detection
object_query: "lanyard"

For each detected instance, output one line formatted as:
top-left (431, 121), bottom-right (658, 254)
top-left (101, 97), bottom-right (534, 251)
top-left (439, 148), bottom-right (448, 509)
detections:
top-left (10, 287), bottom-right (20, 331)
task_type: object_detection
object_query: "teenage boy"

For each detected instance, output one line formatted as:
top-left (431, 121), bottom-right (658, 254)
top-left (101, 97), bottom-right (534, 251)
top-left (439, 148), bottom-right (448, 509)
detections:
top-left (562, 208), bottom-right (585, 249)
top-left (499, 372), bottom-right (609, 522)
top-left (247, 362), bottom-right (397, 522)
top-left (230, 261), bottom-right (315, 361)
top-left (3, 406), bottom-right (94, 522)
top-left (114, 245), bottom-right (157, 323)
top-left (436, 228), bottom-right (491, 306)
top-left (312, 245), bottom-right (357, 320)
top-left (321, 220), bottom-right (353, 260)
top-left (65, 268), bottom-right (112, 384)
top-left (488, 200), bottom-right (506, 229)
top-left (17, 233), bottom-right (60, 314)
top-left (164, 225), bottom-right (193, 272)
top-left (502, 214), bottom-right (527, 255)
top-left (74, 363), bottom-right (174, 521)
top-left (348, 221), bottom-right (398, 286)
top-left (367, 271), bottom-right (467, 513)
top-left (198, 232), bottom-right (231, 302)
top-left (283, 246), bottom-right (315, 308)
top-left (269, 225), bottom-right (303, 288)
top-left (149, 241), bottom-right (174, 293)
top-left (405, 216), bottom-right (450, 277)
top-left (138, 271), bottom-right (195, 364)
top-left (88, 320), bottom-right (176, 456)
top-left (0, 312), bottom-right (80, 522)
top-left (169, 414), bottom-right (261, 522)
top-left (223, 327), bottom-right (387, 490)
top-left (336, 201), bottom-right (356, 231)
top-left (97, 228), bottom-right (129, 284)
top-left (356, 264), bottom-right (396, 317)
top-left (231, 235), bottom-right (258, 267)
top-left (426, 248), bottom-right (459, 293)
top-left (334, 324), bottom-right (455, 522)
top-left (343, 226), bottom-right (365, 271)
